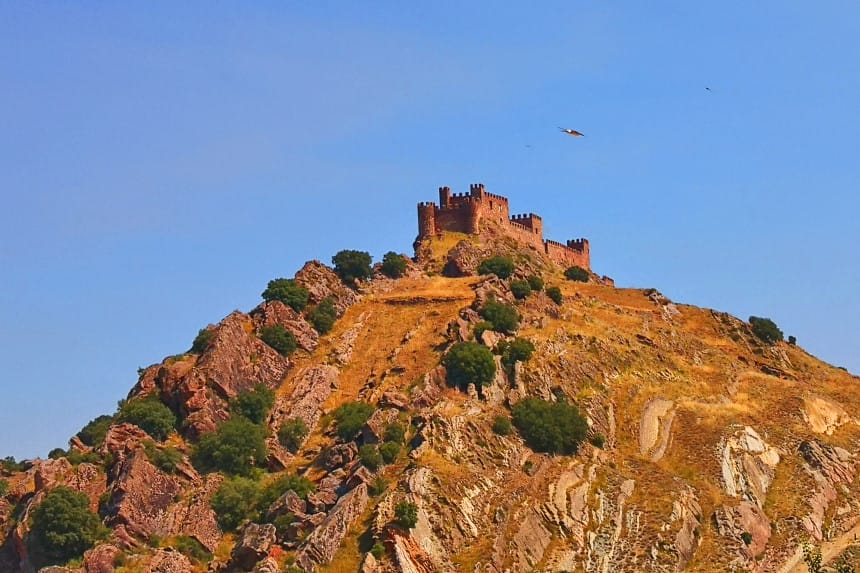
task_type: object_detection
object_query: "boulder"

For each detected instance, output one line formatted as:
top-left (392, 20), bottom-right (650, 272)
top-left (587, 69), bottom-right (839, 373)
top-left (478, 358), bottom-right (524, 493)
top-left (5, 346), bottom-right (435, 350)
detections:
top-left (306, 490), bottom-right (338, 514)
top-left (83, 544), bottom-right (121, 573)
top-left (101, 423), bottom-right (150, 464)
top-left (294, 260), bottom-right (360, 316)
top-left (164, 473), bottom-right (224, 552)
top-left (321, 443), bottom-right (357, 471)
top-left (271, 365), bottom-right (340, 440)
top-left (443, 241), bottom-right (482, 277)
top-left (230, 523), bottom-right (277, 571)
top-left (251, 301), bottom-right (319, 353)
top-left (361, 409), bottom-right (398, 445)
top-left (108, 451), bottom-right (182, 542)
top-left (143, 549), bottom-right (193, 573)
top-left (295, 484), bottom-right (369, 570)
top-left (379, 391), bottom-right (409, 411)
top-left (266, 490), bottom-right (307, 520)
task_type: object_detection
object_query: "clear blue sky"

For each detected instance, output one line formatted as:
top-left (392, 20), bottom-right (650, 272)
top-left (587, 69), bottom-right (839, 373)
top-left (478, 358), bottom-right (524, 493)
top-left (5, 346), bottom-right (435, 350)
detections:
top-left (2, 3), bottom-right (859, 459)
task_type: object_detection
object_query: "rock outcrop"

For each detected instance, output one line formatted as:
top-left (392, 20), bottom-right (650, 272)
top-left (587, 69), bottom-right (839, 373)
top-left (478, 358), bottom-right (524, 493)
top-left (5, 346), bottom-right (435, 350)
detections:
top-left (295, 484), bottom-right (369, 570)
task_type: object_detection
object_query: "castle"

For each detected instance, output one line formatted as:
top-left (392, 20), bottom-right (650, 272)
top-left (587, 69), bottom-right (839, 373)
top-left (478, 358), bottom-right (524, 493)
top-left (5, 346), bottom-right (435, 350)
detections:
top-left (417, 183), bottom-right (591, 270)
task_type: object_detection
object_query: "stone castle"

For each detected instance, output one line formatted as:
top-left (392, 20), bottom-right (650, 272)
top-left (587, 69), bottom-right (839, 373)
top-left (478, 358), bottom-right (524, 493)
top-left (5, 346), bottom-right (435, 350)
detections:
top-left (416, 183), bottom-right (591, 270)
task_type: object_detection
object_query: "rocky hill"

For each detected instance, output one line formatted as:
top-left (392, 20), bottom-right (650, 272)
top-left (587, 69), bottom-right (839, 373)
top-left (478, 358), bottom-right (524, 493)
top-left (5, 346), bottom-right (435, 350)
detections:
top-left (1, 220), bottom-right (858, 573)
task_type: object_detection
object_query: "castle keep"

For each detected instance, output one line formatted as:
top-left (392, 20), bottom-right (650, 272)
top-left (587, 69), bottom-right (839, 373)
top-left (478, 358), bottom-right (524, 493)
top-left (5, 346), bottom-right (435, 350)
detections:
top-left (417, 183), bottom-right (590, 270)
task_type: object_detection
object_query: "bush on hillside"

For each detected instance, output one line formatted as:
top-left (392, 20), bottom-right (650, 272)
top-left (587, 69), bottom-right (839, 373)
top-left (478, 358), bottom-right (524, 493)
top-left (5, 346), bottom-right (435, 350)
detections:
top-left (0, 456), bottom-right (27, 473)
top-left (261, 278), bottom-right (310, 312)
top-left (142, 441), bottom-right (183, 474)
top-left (545, 286), bottom-right (563, 305)
top-left (394, 501), bottom-right (418, 529)
top-left (564, 266), bottom-right (589, 282)
top-left (359, 445), bottom-right (382, 470)
top-left (192, 417), bottom-right (268, 476)
top-left (257, 473), bottom-right (316, 510)
top-left (497, 337), bottom-right (536, 369)
top-left (379, 442), bottom-right (401, 464)
top-left (27, 487), bottom-right (109, 568)
top-left (76, 414), bottom-right (114, 447)
top-left (477, 256), bottom-right (515, 279)
top-left (210, 476), bottom-right (261, 531)
top-left (117, 397), bottom-right (176, 441)
top-left (332, 401), bottom-right (374, 441)
top-left (510, 280), bottom-right (532, 300)
top-left (259, 324), bottom-right (297, 357)
top-left (191, 328), bottom-right (215, 354)
top-left (788, 335), bottom-right (797, 345)
top-left (0, 479), bottom-right (8, 497)
top-left (277, 418), bottom-right (309, 453)
top-left (749, 316), bottom-right (784, 344)
top-left (511, 398), bottom-right (588, 455)
top-left (380, 251), bottom-right (408, 279)
top-left (473, 321), bottom-right (494, 340)
top-left (526, 275), bottom-right (544, 292)
top-left (230, 384), bottom-right (275, 425)
top-left (442, 342), bottom-right (496, 397)
top-left (308, 297), bottom-right (338, 334)
top-left (332, 250), bottom-right (373, 284)
top-left (384, 422), bottom-right (406, 444)
top-left (492, 415), bottom-right (512, 436)
top-left (479, 299), bottom-right (519, 334)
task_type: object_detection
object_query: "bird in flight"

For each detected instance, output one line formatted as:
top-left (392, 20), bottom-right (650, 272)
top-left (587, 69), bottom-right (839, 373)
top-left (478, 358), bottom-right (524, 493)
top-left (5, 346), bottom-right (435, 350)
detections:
top-left (559, 127), bottom-right (585, 137)
top-left (705, 87), bottom-right (712, 92)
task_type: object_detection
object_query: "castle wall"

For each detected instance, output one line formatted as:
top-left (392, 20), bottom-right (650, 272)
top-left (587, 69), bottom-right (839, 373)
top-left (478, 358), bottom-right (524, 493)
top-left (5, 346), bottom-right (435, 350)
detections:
top-left (545, 239), bottom-right (590, 269)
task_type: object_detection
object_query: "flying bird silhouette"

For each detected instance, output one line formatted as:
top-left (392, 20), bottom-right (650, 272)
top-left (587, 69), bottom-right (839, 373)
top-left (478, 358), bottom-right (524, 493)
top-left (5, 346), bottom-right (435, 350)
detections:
top-left (559, 127), bottom-right (585, 137)
top-left (705, 87), bottom-right (712, 92)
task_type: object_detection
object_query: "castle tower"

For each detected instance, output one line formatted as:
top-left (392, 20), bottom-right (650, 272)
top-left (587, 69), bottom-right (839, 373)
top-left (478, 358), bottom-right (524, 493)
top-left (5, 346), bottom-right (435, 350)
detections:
top-left (567, 238), bottom-right (590, 268)
top-left (465, 198), bottom-right (481, 234)
top-left (438, 186), bottom-right (451, 208)
top-left (417, 202), bottom-right (437, 238)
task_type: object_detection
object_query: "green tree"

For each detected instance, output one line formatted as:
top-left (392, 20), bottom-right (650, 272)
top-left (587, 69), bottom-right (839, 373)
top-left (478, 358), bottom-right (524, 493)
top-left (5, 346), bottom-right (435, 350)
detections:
top-left (117, 397), bottom-right (176, 441)
top-left (142, 441), bottom-right (183, 474)
top-left (211, 476), bottom-right (261, 531)
top-left (332, 250), bottom-right (373, 284)
top-left (442, 342), bottom-right (496, 397)
top-left (511, 398), bottom-right (588, 455)
top-left (545, 286), bottom-right (563, 305)
top-left (332, 401), bottom-right (375, 441)
top-left (492, 415), bottom-right (512, 436)
top-left (564, 266), bottom-right (589, 282)
top-left (308, 297), bottom-right (338, 334)
top-left (472, 321), bottom-right (494, 340)
top-left (379, 442), bottom-right (401, 464)
top-left (394, 501), bottom-right (418, 529)
top-left (479, 299), bottom-right (520, 334)
top-left (0, 456), bottom-right (27, 472)
top-left (191, 328), bottom-right (215, 353)
top-left (261, 278), bottom-right (310, 311)
top-left (509, 280), bottom-right (532, 300)
top-left (498, 337), bottom-right (536, 369)
top-left (526, 275), bottom-right (544, 292)
top-left (380, 251), bottom-right (408, 279)
top-left (76, 415), bottom-right (114, 447)
top-left (192, 417), bottom-right (268, 476)
top-left (259, 324), bottom-right (297, 356)
top-left (384, 422), bottom-right (406, 444)
top-left (0, 479), bottom-right (8, 497)
top-left (749, 316), bottom-right (784, 344)
top-left (359, 445), bottom-right (382, 470)
top-left (278, 418), bottom-right (309, 453)
top-left (230, 384), bottom-right (275, 425)
top-left (27, 487), bottom-right (109, 568)
top-left (802, 544), bottom-right (823, 573)
top-left (477, 256), bottom-right (515, 279)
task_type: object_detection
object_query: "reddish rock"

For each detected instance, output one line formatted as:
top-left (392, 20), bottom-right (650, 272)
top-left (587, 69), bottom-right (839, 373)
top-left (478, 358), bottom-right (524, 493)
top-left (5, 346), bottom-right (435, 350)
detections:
top-left (266, 490), bottom-right (307, 520)
top-left (83, 544), bottom-right (121, 573)
top-left (294, 260), bottom-right (360, 316)
top-left (164, 473), bottom-right (224, 552)
top-left (306, 490), bottom-right (338, 514)
top-left (143, 549), bottom-right (193, 573)
top-left (108, 451), bottom-right (182, 542)
top-left (346, 466), bottom-right (374, 490)
top-left (251, 301), bottom-right (319, 353)
top-left (361, 409), bottom-right (398, 445)
top-left (101, 423), bottom-right (150, 464)
top-left (271, 365), bottom-right (340, 438)
top-left (230, 523), bottom-right (276, 571)
top-left (443, 240), bottom-right (482, 277)
top-left (30, 460), bottom-right (107, 513)
top-left (379, 391), bottom-right (410, 411)
top-left (322, 443), bottom-right (357, 471)
top-left (295, 484), bottom-right (369, 570)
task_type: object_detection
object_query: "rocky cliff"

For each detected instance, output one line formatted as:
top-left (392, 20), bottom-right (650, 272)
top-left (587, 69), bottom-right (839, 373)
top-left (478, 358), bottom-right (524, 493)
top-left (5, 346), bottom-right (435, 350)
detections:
top-left (1, 225), bottom-right (858, 573)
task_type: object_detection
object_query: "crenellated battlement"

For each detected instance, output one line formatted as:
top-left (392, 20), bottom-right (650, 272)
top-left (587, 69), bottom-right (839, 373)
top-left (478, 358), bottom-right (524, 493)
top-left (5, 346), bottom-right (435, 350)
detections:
top-left (417, 183), bottom-right (590, 270)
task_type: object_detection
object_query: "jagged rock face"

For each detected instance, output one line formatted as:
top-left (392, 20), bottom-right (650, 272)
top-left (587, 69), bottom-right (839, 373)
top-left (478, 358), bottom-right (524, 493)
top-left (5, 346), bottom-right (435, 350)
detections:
top-left (295, 483), bottom-right (369, 570)
top-left (251, 301), bottom-right (319, 353)
top-left (108, 451), bottom-right (182, 542)
top-left (270, 365), bottom-right (339, 442)
top-left (82, 544), bottom-right (120, 573)
top-left (230, 523), bottom-right (276, 571)
top-left (143, 549), bottom-right (193, 573)
top-left (294, 260), bottom-right (359, 315)
top-left (443, 240), bottom-right (483, 277)
top-left (720, 426), bottom-right (780, 508)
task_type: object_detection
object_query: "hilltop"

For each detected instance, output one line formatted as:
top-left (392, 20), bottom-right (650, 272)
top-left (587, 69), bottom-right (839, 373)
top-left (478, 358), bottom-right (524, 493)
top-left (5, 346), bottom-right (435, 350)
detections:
top-left (0, 186), bottom-right (858, 573)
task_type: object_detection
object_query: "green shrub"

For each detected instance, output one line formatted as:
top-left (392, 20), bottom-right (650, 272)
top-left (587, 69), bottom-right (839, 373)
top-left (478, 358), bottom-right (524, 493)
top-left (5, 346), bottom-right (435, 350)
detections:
top-left (510, 280), bottom-right (532, 300)
top-left (526, 275), bottom-right (544, 292)
top-left (258, 473), bottom-right (316, 510)
top-left (380, 251), bottom-right (408, 279)
top-left (308, 297), bottom-right (338, 334)
top-left (741, 532), bottom-right (752, 546)
top-left (76, 415), bottom-right (114, 447)
top-left (479, 299), bottom-right (519, 334)
top-left (511, 398), bottom-right (588, 455)
top-left (545, 286), bottom-right (563, 305)
top-left (371, 541), bottom-right (386, 559)
top-left (359, 445), bottom-right (382, 470)
top-left (589, 433), bottom-right (606, 449)
top-left (564, 266), bottom-right (589, 282)
top-left (0, 479), bottom-right (8, 497)
top-left (192, 417), bottom-right (268, 476)
top-left (0, 456), bottom-right (27, 473)
top-left (142, 441), bottom-right (183, 474)
top-left (442, 342), bottom-right (496, 397)
top-left (48, 448), bottom-right (66, 460)
top-left (369, 476), bottom-right (389, 497)
top-left (211, 476), bottom-right (261, 530)
top-left (191, 328), bottom-right (215, 353)
top-left (788, 335), bottom-right (797, 345)
top-left (230, 384), bottom-right (275, 425)
top-left (171, 536), bottom-right (211, 564)
top-left (278, 418), bottom-right (309, 453)
top-left (65, 450), bottom-right (104, 467)
top-left (27, 487), bottom-right (109, 568)
top-left (492, 415), bottom-right (512, 436)
top-left (272, 512), bottom-right (295, 536)
top-left (498, 337), bottom-right (536, 369)
top-left (472, 321), bottom-right (494, 340)
top-left (394, 501), bottom-right (418, 529)
top-left (259, 325), bottom-right (297, 357)
top-left (477, 256), bottom-right (515, 279)
top-left (261, 278), bottom-right (310, 311)
top-left (332, 250), bottom-right (373, 284)
top-left (117, 397), bottom-right (176, 441)
top-left (333, 402), bottom-right (374, 441)
top-left (384, 422), bottom-right (406, 444)
top-left (749, 316), bottom-right (784, 344)
top-left (379, 442), bottom-right (401, 464)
